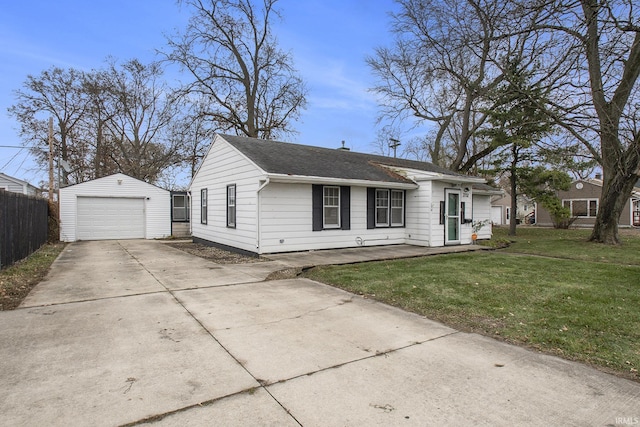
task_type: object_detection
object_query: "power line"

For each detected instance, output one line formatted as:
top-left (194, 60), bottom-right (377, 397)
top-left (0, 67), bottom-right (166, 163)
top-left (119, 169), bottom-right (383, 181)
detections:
top-left (1, 147), bottom-right (26, 170)
top-left (0, 145), bottom-right (25, 148)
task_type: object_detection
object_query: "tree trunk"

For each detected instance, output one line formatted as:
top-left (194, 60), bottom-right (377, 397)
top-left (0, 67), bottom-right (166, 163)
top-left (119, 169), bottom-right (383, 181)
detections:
top-left (509, 146), bottom-right (518, 236)
top-left (589, 170), bottom-right (638, 244)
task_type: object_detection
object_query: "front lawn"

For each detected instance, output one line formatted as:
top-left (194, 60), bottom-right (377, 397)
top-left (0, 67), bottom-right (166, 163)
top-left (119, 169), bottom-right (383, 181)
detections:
top-left (303, 227), bottom-right (640, 381)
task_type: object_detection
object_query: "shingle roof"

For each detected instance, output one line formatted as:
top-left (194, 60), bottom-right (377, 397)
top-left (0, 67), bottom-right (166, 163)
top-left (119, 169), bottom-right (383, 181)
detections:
top-left (220, 134), bottom-right (469, 184)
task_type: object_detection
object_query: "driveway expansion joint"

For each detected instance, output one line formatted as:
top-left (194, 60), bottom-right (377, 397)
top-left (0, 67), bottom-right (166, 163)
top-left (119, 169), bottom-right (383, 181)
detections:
top-left (118, 241), bottom-right (304, 427)
top-left (262, 330), bottom-right (462, 388)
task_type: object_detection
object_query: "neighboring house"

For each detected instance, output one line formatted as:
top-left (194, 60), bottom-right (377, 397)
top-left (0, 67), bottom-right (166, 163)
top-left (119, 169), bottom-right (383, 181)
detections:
top-left (491, 191), bottom-right (534, 225)
top-left (59, 173), bottom-right (171, 242)
top-left (536, 177), bottom-right (640, 228)
top-left (189, 134), bottom-right (501, 255)
top-left (0, 172), bottom-right (39, 196)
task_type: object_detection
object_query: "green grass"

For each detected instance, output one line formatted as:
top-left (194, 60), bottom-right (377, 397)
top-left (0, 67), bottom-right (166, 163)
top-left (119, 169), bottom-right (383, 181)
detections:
top-left (489, 226), bottom-right (640, 265)
top-left (303, 227), bottom-right (640, 380)
top-left (0, 242), bottom-right (65, 310)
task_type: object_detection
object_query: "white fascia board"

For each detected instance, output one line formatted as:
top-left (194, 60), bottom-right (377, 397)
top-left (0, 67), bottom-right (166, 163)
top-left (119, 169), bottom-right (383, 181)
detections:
top-left (265, 173), bottom-right (419, 189)
top-left (473, 188), bottom-right (504, 196)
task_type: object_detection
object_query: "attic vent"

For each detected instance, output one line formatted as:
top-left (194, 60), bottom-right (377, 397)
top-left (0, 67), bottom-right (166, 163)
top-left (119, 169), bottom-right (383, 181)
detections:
top-left (337, 140), bottom-right (350, 151)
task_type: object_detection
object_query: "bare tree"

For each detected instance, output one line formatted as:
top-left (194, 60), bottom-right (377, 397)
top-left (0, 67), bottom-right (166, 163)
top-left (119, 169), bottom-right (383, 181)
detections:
top-left (167, 95), bottom-right (215, 178)
top-left (368, 0), bottom-right (544, 170)
top-left (523, 0), bottom-right (640, 244)
top-left (81, 69), bottom-right (120, 179)
top-left (162, 0), bottom-right (307, 140)
top-left (8, 67), bottom-right (89, 186)
top-left (100, 58), bottom-right (184, 183)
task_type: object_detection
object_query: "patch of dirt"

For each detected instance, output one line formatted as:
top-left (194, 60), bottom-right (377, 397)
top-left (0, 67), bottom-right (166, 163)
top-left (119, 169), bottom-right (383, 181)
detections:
top-left (165, 242), bottom-right (265, 264)
top-left (620, 228), bottom-right (640, 236)
top-left (265, 268), bottom-right (302, 281)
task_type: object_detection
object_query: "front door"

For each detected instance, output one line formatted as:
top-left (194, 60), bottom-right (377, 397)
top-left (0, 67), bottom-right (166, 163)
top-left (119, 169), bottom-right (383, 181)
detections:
top-left (445, 189), bottom-right (461, 244)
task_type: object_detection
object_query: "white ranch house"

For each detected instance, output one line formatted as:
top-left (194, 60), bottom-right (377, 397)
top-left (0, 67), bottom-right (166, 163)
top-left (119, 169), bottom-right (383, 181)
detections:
top-left (189, 134), bottom-right (500, 255)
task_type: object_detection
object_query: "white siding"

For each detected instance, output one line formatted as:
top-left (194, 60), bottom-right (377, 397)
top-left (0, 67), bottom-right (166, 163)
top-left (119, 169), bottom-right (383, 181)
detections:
top-left (405, 183), bottom-right (432, 247)
top-left (430, 181), bottom-right (447, 247)
top-left (429, 181), bottom-right (479, 246)
top-left (59, 173), bottom-right (170, 242)
top-left (0, 175), bottom-right (36, 195)
top-left (259, 184), bottom-right (407, 254)
top-left (189, 136), bottom-right (263, 253)
top-left (472, 194), bottom-right (493, 239)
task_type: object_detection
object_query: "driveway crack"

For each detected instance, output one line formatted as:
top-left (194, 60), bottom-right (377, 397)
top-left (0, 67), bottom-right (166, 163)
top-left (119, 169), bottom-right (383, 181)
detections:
top-left (220, 298), bottom-right (354, 331)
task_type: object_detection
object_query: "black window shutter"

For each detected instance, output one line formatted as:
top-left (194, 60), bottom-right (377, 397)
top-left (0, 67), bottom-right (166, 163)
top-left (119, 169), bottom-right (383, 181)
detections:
top-left (439, 201), bottom-right (445, 225)
top-left (367, 187), bottom-right (376, 229)
top-left (340, 186), bottom-right (350, 230)
top-left (312, 185), bottom-right (323, 231)
top-left (403, 190), bottom-right (407, 226)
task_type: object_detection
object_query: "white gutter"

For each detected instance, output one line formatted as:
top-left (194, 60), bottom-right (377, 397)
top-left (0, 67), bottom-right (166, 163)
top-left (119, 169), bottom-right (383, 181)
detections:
top-left (256, 177), bottom-right (270, 252)
top-left (265, 173), bottom-right (419, 189)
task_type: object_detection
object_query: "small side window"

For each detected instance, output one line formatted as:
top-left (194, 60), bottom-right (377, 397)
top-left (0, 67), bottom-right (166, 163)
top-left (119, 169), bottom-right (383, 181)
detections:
top-left (201, 188), bottom-right (208, 225)
top-left (227, 185), bottom-right (236, 228)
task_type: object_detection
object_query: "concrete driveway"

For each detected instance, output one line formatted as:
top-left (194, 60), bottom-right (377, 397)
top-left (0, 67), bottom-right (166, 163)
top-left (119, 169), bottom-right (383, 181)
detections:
top-left (1, 240), bottom-right (638, 426)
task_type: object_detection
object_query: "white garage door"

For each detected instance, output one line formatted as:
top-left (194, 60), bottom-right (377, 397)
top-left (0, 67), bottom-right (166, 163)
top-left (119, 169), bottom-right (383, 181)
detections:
top-left (491, 206), bottom-right (503, 225)
top-left (77, 197), bottom-right (145, 240)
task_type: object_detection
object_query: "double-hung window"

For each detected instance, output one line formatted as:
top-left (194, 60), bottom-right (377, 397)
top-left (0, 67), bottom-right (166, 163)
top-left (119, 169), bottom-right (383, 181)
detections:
top-left (375, 189), bottom-right (389, 226)
top-left (323, 186), bottom-right (340, 228)
top-left (312, 185), bottom-right (350, 231)
top-left (227, 184), bottom-right (236, 228)
top-left (369, 188), bottom-right (405, 228)
top-left (200, 188), bottom-right (208, 225)
top-left (390, 190), bottom-right (404, 226)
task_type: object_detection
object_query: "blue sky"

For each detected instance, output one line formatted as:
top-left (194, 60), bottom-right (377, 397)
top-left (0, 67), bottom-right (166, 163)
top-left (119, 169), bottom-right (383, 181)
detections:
top-left (0, 0), bottom-right (407, 187)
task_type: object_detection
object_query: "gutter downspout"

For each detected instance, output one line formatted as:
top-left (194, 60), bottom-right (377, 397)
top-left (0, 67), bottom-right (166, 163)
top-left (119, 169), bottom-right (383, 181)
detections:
top-left (256, 177), bottom-right (270, 253)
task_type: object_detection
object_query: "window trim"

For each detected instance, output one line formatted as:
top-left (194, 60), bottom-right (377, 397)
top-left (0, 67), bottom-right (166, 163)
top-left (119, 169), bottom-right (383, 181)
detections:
top-left (370, 188), bottom-right (405, 228)
top-left (563, 198), bottom-right (599, 218)
top-left (375, 189), bottom-right (390, 227)
top-left (390, 189), bottom-right (405, 226)
top-left (322, 186), bottom-right (341, 229)
top-left (227, 184), bottom-right (236, 228)
top-left (171, 193), bottom-right (189, 222)
top-left (200, 188), bottom-right (208, 225)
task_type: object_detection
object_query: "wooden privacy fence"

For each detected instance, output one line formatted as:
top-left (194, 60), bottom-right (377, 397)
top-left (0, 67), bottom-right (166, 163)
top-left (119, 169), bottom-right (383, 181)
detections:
top-left (0, 190), bottom-right (49, 269)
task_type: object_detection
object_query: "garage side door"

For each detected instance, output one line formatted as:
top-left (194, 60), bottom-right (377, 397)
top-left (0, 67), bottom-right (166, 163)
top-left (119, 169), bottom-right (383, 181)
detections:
top-left (77, 197), bottom-right (145, 240)
top-left (491, 206), bottom-right (503, 225)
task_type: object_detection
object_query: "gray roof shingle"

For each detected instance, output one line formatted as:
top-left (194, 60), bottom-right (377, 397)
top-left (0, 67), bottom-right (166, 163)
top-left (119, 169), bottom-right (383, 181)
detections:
top-left (221, 134), bottom-right (469, 184)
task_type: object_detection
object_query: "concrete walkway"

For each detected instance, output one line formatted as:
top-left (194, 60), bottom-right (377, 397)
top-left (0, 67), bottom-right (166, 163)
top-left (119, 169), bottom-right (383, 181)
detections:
top-left (1, 240), bottom-right (638, 426)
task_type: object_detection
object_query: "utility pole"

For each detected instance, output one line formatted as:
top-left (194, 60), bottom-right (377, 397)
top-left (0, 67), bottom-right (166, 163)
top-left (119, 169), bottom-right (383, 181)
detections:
top-left (389, 138), bottom-right (401, 158)
top-left (48, 116), bottom-right (54, 201)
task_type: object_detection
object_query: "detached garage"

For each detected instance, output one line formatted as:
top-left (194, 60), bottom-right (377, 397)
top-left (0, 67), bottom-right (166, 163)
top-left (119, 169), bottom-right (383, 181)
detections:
top-left (60, 173), bottom-right (171, 242)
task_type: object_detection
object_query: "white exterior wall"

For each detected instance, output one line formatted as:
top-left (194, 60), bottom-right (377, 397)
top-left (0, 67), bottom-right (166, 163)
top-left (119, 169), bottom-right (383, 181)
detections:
top-left (258, 183), bottom-right (407, 254)
top-left (59, 173), bottom-right (170, 242)
top-left (430, 181), bottom-right (447, 247)
top-left (0, 175), bottom-right (36, 195)
top-left (405, 183), bottom-right (432, 247)
top-left (190, 138), bottom-right (263, 253)
top-left (472, 194), bottom-right (493, 239)
top-left (428, 181), bottom-right (479, 246)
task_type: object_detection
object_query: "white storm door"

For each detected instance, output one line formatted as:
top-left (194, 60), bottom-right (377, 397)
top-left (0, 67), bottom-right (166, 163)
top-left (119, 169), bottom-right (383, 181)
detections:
top-left (445, 190), bottom-right (461, 244)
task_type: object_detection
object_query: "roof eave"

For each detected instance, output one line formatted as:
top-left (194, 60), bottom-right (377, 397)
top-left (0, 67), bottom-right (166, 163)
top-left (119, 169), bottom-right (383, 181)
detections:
top-left (265, 173), bottom-right (419, 189)
top-left (414, 174), bottom-right (487, 184)
top-left (473, 188), bottom-right (504, 195)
